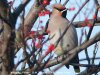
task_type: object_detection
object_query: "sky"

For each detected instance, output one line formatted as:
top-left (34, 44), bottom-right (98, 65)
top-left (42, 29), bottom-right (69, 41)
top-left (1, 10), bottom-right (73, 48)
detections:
top-left (8, 0), bottom-right (100, 75)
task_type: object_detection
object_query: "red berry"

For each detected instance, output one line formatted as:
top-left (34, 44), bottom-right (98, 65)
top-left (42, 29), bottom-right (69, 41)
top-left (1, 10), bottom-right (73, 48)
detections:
top-left (45, 44), bottom-right (55, 55)
top-left (68, 7), bottom-right (75, 11)
top-left (84, 17), bottom-right (89, 22)
top-left (45, 10), bottom-right (50, 14)
top-left (38, 12), bottom-right (43, 16)
top-left (25, 31), bottom-right (35, 37)
top-left (41, 12), bottom-right (45, 16)
top-left (42, 0), bottom-right (50, 5)
top-left (81, 23), bottom-right (85, 27)
top-left (29, 31), bottom-right (35, 35)
top-left (46, 30), bottom-right (50, 34)
top-left (38, 35), bottom-right (43, 39)
top-left (92, 14), bottom-right (96, 19)
top-left (87, 23), bottom-right (92, 28)
top-left (35, 43), bottom-right (41, 48)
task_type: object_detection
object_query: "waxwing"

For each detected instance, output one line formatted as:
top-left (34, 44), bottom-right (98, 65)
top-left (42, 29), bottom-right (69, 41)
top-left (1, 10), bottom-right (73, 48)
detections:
top-left (47, 3), bottom-right (80, 72)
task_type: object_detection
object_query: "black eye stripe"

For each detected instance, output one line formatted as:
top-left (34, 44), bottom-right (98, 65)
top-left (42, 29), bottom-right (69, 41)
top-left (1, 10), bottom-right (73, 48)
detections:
top-left (54, 7), bottom-right (66, 11)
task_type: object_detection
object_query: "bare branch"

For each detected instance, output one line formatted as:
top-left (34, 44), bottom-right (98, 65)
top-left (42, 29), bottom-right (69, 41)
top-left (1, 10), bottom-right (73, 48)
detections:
top-left (0, 0), bottom-right (15, 74)
top-left (25, 32), bottom-right (100, 72)
top-left (94, 0), bottom-right (99, 6)
top-left (77, 65), bottom-right (100, 75)
top-left (80, 57), bottom-right (100, 62)
top-left (63, 0), bottom-right (69, 6)
top-left (52, 32), bottom-right (100, 72)
top-left (12, 0), bottom-right (30, 19)
top-left (73, 18), bottom-right (100, 28)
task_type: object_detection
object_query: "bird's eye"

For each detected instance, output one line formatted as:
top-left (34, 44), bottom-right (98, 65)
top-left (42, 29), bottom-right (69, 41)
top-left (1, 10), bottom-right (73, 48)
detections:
top-left (54, 7), bottom-right (66, 12)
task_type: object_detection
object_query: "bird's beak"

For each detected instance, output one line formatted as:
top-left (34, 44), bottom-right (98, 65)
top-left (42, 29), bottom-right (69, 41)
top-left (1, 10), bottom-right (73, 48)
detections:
top-left (61, 8), bottom-right (67, 18)
top-left (61, 8), bottom-right (68, 13)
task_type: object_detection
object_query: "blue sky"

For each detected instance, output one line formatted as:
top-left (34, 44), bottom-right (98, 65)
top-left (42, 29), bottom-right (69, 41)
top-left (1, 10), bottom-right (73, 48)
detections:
top-left (8, 0), bottom-right (100, 75)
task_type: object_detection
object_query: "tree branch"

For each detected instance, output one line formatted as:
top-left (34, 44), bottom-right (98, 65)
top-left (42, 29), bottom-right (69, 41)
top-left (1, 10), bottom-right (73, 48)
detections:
top-left (0, 0), bottom-right (15, 74)
top-left (77, 64), bottom-right (100, 75)
top-left (63, 0), bottom-right (69, 6)
top-left (52, 31), bottom-right (100, 72)
top-left (12, 0), bottom-right (30, 19)
top-left (25, 32), bottom-right (100, 72)
top-left (73, 17), bottom-right (100, 28)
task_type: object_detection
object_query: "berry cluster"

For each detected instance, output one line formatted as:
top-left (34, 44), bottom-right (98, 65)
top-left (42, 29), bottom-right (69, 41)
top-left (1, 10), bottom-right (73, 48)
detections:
top-left (42, 0), bottom-right (50, 5)
top-left (84, 18), bottom-right (92, 28)
top-left (82, 14), bottom-right (97, 28)
top-left (35, 42), bottom-right (41, 48)
top-left (37, 0), bottom-right (50, 6)
top-left (45, 44), bottom-right (55, 55)
top-left (38, 10), bottom-right (51, 16)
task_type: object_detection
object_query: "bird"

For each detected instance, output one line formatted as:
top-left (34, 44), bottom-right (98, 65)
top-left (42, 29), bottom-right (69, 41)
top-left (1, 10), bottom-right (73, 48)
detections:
top-left (47, 3), bottom-right (80, 72)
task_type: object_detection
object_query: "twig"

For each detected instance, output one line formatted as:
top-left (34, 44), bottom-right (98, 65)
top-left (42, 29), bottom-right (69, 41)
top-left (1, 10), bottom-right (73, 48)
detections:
top-left (84, 1), bottom-right (99, 65)
top-left (12, 0), bottom-right (30, 19)
top-left (84, 29), bottom-right (90, 64)
top-left (70, 63), bottom-right (99, 67)
top-left (63, 0), bottom-right (69, 6)
top-left (52, 32), bottom-right (100, 72)
top-left (80, 57), bottom-right (100, 62)
top-left (25, 32), bottom-right (100, 72)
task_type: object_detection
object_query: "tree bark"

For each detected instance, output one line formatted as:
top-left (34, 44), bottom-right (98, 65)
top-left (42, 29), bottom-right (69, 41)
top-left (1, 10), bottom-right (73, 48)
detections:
top-left (0, 0), bottom-right (15, 74)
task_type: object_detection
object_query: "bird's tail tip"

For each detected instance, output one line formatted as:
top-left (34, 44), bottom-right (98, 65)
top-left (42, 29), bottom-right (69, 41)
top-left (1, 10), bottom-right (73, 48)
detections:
top-left (74, 68), bottom-right (80, 73)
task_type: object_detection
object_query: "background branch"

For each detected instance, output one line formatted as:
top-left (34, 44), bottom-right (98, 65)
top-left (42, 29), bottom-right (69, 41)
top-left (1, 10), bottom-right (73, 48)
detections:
top-left (13, 0), bottom-right (30, 20)
top-left (25, 32), bottom-right (100, 72)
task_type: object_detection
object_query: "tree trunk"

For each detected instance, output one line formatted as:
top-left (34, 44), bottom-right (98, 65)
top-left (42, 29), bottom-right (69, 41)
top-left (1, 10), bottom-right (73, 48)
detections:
top-left (0, 0), bottom-right (15, 75)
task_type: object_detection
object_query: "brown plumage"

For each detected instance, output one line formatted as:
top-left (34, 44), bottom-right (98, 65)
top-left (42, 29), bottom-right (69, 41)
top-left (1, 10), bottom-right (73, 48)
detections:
top-left (48, 3), bottom-right (80, 72)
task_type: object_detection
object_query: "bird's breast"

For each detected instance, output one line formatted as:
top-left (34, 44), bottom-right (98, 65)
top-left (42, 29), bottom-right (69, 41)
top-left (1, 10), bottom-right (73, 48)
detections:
top-left (48, 16), bottom-right (78, 55)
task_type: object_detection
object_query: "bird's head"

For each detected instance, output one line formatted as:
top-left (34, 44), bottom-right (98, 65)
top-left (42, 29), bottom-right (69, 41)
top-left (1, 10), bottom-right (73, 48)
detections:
top-left (52, 3), bottom-right (67, 18)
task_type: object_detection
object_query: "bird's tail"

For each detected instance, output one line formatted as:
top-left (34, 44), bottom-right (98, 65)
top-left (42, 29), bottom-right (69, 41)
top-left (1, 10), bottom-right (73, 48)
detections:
top-left (65, 54), bottom-right (80, 73)
top-left (72, 54), bottom-right (80, 73)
